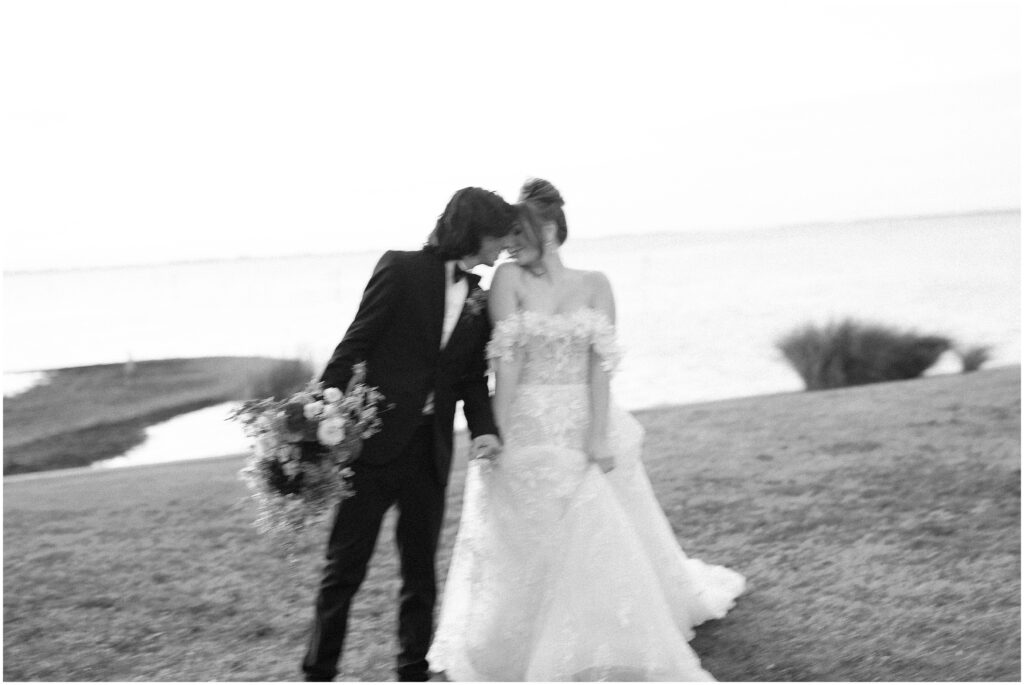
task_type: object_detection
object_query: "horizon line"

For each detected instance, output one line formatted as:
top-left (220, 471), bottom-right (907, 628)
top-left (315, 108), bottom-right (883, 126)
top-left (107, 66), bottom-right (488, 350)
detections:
top-left (4, 206), bottom-right (1018, 276)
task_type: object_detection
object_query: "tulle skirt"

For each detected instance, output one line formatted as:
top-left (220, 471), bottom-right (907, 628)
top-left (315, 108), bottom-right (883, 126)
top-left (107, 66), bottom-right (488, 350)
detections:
top-left (428, 385), bottom-right (745, 681)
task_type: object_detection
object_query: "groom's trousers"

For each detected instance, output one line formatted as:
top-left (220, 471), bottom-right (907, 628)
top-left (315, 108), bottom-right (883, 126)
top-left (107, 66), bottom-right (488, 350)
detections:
top-left (302, 420), bottom-right (447, 682)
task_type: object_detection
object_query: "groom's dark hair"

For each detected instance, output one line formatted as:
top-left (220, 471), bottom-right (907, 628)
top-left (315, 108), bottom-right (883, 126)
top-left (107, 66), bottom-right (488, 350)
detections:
top-left (426, 187), bottom-right (517, 260)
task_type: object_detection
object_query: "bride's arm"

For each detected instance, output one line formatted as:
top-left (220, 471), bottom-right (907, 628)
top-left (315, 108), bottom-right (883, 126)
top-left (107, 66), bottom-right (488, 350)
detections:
top-left (488, 263), bottom-right (522, 439)
top-left (587, 272), bottom-right (616, 473)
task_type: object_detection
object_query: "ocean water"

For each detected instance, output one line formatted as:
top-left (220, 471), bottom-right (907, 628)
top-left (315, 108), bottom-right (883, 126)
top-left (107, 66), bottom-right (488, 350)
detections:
top-left (4, 211), bottom-right (1019, 413)
top-left (92, 402), bottom-right (243, 468)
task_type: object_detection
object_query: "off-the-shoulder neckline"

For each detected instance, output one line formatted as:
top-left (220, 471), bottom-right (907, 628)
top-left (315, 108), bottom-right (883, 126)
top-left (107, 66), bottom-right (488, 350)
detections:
top-left (496, 308), bottom-right (612, 324)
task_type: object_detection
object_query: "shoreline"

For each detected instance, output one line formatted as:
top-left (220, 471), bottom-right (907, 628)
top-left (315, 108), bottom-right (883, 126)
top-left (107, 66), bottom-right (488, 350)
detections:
top-left (5, 365), bottom-right (1019, 482)
top-left (2, 356), bottom-right (290, 475)
top-left (2, 452), bottom-right (249, 484)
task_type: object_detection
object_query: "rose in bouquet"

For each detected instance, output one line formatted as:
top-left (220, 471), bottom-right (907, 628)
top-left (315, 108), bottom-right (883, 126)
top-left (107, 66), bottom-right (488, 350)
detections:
top-left (229, 362), bottom-right (385, 547)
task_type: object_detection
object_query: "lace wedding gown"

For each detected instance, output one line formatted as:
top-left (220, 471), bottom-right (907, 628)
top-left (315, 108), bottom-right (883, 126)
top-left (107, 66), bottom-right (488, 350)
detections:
top-left (428, 309), bottom-right (745, 682)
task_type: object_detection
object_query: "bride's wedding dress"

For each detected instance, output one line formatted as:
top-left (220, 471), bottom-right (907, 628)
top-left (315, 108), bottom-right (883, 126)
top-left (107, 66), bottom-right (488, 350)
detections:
top-left (428, 309), bottom-right (745, 681)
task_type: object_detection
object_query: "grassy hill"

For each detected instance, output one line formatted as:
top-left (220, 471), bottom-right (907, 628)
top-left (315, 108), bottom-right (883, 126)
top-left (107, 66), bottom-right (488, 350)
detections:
top-left (3, 367), bottom-right (1019, 681)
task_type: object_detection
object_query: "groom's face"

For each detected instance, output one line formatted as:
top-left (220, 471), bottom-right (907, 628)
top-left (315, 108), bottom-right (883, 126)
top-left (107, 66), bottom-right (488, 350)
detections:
top-left (470, 234), bottom-right (512, 268)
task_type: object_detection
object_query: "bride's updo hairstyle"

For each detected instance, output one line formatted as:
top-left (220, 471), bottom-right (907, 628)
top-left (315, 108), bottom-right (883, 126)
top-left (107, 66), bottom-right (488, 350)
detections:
top-left (517, 178), bottom-right (568, 257)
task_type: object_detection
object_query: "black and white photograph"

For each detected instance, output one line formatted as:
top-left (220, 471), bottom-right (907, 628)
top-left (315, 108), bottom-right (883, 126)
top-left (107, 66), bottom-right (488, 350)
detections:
top-left (2, 0), bottom-right (1019, 681)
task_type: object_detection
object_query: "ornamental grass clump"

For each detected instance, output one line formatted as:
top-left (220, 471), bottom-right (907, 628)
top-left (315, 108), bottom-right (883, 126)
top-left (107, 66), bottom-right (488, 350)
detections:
top-left (955, 344), bottom-right (992, 373)
top-left (777, 318), bottom-right (951, 390)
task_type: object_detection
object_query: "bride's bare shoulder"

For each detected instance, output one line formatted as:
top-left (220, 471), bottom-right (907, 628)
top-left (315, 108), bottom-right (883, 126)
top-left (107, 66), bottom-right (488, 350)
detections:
top-left (495, 261), bottom-right (522, 277)
top-left (492, 262), bottom-right (523, 289)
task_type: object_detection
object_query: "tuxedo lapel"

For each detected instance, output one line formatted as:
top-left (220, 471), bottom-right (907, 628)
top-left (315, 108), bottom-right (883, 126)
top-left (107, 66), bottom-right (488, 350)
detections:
top-left (426, 252), bottom-right (446, 352)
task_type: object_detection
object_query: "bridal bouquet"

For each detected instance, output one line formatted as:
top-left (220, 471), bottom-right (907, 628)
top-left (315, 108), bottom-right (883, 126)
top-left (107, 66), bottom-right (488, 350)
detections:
top-left (230, 363), bottom-right (385, 546)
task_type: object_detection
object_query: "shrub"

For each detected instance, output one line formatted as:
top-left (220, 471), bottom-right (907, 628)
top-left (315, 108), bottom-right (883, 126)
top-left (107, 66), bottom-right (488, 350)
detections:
top-left (777, 319), bottom-right (951, 390)
top-left (246, 358), bottom-right (316, 399)
top-left (956, 345), bottom-right (992, 373)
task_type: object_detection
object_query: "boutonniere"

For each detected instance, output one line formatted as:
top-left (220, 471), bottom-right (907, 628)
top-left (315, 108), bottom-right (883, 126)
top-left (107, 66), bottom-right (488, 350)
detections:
top-left (462, 288), bottom-right (488, 319)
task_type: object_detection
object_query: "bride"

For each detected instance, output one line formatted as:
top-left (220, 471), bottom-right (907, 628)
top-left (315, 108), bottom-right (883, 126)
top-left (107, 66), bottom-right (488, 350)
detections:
top-left (428, 179), bottom-right (745, 681)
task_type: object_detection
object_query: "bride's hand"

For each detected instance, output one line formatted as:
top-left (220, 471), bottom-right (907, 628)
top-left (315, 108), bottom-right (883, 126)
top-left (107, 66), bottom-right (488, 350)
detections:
top-left (588, 441), bottom-right (616, 473)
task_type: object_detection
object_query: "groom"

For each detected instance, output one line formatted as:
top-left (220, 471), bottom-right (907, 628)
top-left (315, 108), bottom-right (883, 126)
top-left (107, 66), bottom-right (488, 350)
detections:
top-left (302, 187), bottom-right (517, 681)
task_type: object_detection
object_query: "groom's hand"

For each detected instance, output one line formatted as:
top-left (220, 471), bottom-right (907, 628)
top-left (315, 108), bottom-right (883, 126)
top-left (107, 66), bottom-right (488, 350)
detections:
top-left (471, 434), bottom-right (502, 461)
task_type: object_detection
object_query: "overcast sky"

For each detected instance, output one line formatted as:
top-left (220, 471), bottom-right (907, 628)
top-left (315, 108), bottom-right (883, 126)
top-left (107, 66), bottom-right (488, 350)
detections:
top-left (1, 0), bottom-right (1019, 271)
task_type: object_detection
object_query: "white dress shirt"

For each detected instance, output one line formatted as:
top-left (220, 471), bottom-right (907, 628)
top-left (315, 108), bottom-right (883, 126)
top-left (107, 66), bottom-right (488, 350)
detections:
top-left (424, 260), bottom-right (470, 415)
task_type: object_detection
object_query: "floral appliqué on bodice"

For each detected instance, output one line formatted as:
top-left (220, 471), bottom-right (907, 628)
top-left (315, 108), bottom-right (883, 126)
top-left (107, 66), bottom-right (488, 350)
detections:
top-left (486, 309), bottom-right (622, 453)
top-left (486, 308), bottom-right (622, 383)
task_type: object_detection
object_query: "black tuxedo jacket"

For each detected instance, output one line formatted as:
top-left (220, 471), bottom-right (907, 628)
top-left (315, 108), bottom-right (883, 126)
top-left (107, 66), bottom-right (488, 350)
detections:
top-left (320, 248), bottom-right (498, 482)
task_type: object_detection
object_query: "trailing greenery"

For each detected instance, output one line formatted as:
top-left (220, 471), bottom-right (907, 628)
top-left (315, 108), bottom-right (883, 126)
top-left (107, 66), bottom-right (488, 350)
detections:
top-left (776, 319), bottom-right (951, 390)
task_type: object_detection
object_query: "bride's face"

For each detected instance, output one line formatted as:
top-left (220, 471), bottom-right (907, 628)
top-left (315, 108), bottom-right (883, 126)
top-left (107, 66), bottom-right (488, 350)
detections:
top-left (507, 222), bottom-right (542, 267)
